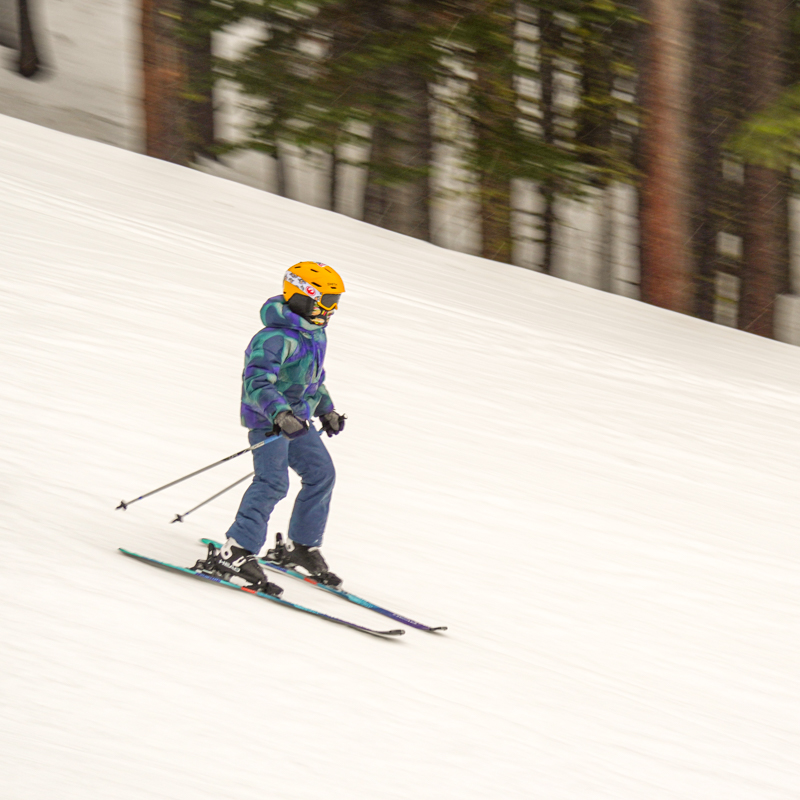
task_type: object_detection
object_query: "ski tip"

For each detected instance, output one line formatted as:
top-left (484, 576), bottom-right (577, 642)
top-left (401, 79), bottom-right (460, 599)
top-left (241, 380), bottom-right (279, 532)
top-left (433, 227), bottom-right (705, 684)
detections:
top-left (427, 626), bottom-right (448, 632)
top-left (383, 630), bottom-right (406, 636)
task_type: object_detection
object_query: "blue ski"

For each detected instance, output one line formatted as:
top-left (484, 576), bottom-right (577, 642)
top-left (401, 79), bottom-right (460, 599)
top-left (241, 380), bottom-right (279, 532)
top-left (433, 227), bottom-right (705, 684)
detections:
top-left (119, 548), bottom-right (405, 638)
top-left (201, 538), bottom-right (447, 633)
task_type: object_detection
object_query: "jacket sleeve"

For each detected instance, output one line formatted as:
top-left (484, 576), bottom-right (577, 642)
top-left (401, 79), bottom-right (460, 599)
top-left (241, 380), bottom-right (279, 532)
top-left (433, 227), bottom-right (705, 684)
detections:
top-left (243, 331), bottom-right (293, 423)
top-left (309, 380), bottom-right (335, 417)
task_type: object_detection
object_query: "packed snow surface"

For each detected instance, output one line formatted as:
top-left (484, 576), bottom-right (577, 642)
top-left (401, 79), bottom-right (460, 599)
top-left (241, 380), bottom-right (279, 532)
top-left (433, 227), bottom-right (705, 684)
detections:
top-left (1, 112), bottom-right (798, 799)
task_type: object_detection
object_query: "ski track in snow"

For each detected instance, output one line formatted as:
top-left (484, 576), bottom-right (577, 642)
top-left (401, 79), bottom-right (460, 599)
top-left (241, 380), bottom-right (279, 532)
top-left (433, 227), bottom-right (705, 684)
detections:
top-left (0, 113), bottom-right (799, 799)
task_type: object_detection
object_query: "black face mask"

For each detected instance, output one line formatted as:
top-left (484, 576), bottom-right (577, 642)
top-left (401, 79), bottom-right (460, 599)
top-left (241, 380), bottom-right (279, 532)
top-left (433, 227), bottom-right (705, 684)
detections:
top-left (287, 294), bottom-right (316, 320)
top-left (287, 291), bottom-right (342, 324)
top-left (286, 294), bottom-right (334, 327)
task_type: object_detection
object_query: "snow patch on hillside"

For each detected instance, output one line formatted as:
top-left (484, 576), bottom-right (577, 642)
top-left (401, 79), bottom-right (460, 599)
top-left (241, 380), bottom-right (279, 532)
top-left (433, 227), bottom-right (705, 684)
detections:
top-left (0, 113), bottom-right (799, 799)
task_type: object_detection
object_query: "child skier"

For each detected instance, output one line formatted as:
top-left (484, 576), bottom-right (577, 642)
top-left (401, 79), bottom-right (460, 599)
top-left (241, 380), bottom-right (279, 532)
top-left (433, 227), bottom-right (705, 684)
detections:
top-left (209, 261), bottom-right (346, 594)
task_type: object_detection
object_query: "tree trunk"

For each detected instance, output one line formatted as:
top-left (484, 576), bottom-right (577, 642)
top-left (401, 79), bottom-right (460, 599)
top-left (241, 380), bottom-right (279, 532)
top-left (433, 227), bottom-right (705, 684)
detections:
top-left (274, 145), bottom-right (287, 198)
top-left (637, 0), bottom-right (692, 313)
top-left (538, 7), bottom-right (557, 274)
top-left (777, 170), bottom-right (792, 295)
top-left (474, 5), bottom-right (516, 264)
top-left (739, 165), bottom-right (783, 336)
top-left (184, 1), bottom-right (215, 160)
top-left (597, 185), bottom-right (615, 292)
top-left (363, 66), bottom-right (432, 241)
top-left (474, 103), bottom-right (513, 263)
top-left (363, 121), bottom-right (390, 227)
top-left (141, 0), bottom-right (189, 165)
top-left (689, 0), bottom-right (725, 321)
top-left (577, 19), bottom-right (616, 290)
top-left (737, 0), bottom-right (787, 337)
top-left (329, 149), bottom-right (339, 213)
top-left (17, 0), bottom-right (40, 77)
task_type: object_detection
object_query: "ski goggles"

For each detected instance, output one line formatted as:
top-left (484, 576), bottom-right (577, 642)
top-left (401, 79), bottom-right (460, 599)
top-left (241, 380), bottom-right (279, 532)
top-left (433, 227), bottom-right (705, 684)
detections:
top-left (317, 293), bottom-right (341, 311)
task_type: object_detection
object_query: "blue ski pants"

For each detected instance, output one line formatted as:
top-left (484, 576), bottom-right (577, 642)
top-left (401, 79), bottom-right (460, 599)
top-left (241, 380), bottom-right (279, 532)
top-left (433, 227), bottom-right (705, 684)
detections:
top-left (224, 426), bottom-right (335, 554)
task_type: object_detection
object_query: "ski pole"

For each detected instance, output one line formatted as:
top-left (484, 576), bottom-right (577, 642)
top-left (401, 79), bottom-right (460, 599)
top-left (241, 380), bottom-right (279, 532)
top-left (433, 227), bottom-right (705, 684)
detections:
top-left (116, 435), bottom-right (280, 510)
top-left (171, 472), bottom-right (254, 523)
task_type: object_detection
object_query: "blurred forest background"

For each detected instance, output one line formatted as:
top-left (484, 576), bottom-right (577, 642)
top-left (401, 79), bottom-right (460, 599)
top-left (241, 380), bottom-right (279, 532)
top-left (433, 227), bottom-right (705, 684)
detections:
top-left (3, 0), bottom-right (800, 341)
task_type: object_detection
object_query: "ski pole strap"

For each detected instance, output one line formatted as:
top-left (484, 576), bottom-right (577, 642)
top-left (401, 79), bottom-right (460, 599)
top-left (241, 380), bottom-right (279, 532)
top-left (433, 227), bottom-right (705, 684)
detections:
top-left (116, 434), bottom-right (280, 510)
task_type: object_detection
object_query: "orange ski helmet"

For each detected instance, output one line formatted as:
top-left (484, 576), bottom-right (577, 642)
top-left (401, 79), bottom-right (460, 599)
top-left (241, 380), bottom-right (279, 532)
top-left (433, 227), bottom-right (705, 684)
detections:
top-left (283, 261), bottom-right (345, 325)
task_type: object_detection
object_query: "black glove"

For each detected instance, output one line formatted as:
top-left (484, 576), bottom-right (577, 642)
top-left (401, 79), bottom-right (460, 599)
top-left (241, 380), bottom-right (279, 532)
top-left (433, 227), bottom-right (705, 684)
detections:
top-left (274, 410), bottom-right (309, 440)
top-left (319, 410), bottom-right (346, 437)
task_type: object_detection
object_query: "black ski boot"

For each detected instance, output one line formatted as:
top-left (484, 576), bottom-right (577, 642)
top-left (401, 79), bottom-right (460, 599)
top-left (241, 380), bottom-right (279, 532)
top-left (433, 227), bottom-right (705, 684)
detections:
top-left (268, 533), bottom-right (342, 588)
top-left (198, 539), bottom-right (283, 597)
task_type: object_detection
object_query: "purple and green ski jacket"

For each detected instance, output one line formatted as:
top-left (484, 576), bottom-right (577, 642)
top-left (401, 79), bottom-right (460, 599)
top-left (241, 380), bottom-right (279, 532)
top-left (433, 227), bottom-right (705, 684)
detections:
top-left (239, 296), bottom-right (335, 429)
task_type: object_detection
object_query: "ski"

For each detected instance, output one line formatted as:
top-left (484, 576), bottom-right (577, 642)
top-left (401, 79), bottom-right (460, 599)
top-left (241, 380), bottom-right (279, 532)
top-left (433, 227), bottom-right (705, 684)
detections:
top-left (119, 548), bottom-right (405, 638)
top-left (200, 538), bottom-right (447, 633)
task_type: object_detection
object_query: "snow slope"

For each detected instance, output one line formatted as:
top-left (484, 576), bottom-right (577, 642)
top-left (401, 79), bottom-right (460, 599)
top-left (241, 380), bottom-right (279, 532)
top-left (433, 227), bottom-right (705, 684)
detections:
top-left (1, 112), bottom-right (799, 799)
